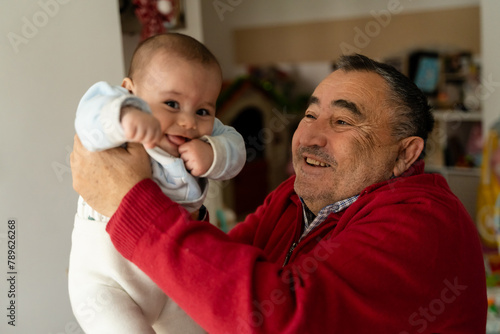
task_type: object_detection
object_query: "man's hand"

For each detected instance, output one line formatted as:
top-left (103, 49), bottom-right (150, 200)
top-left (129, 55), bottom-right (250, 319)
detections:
top-left (121, 107), bottom-right (163, 149)
top-left (70, 135), bottom-right (152, 217)
top-left (178, 139), bottom-right (214, 176)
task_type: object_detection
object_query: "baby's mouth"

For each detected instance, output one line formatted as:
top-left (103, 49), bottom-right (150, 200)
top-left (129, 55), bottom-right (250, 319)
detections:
top-left (305, 157), bottom-right (330, 167)
top-left (166, 134), bottom-right (188, 146)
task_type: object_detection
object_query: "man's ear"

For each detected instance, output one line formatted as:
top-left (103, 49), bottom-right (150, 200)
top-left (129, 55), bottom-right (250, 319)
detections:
top-left (393, 136), bottom-right (425, 177)
top-left (121, 77), bottom-right (135, 93)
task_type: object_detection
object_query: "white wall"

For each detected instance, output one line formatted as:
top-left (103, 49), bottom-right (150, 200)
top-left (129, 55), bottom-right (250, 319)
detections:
top-left (0, 1), bottom-right (124, 332)
top-left (480, 0), bottom-right (500, 132)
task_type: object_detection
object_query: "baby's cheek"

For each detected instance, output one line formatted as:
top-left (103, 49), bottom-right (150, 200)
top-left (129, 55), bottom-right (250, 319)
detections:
top-left (201, 120), bottom-right (215, 137)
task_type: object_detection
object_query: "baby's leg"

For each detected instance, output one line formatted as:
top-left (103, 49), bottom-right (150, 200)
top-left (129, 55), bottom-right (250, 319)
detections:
top-left (68, 214), bottom-right (157, 333)
top-left (70, 283), bottom-right (156, 333)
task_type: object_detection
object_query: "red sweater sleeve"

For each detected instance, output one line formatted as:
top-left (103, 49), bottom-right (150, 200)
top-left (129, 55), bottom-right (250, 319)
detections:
top-left (107, 179), bottom-right (294, 333)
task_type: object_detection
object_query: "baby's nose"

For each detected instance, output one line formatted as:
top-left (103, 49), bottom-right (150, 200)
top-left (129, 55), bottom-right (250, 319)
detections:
top-left (178, 113), bottom-right (196, 129)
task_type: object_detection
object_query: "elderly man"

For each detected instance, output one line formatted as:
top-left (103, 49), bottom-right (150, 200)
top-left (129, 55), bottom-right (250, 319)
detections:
top-left (71, 54), bottom-right (486, 333)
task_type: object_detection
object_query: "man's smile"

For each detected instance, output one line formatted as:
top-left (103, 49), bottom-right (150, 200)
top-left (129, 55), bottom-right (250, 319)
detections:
top-left (305, 157), bottom-right (330, 167)
top-left (296, 146), bottom-right (335, 169)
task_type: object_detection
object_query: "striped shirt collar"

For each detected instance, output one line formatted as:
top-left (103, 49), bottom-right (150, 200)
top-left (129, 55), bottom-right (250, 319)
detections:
top-left (299, 194), bottom-right (359, 241)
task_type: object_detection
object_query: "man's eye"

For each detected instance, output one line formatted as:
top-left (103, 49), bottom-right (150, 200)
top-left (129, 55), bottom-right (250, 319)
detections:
top-left (304, 113), bottom-right (316, 120)
top-left (165, 101), bottom-right (179, 109)
top-left (196, 109), bottom-right (210, 116)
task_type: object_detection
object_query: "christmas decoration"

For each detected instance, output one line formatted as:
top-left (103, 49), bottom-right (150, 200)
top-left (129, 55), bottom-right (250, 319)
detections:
top-left (133, 0), bottom-right (178, 40)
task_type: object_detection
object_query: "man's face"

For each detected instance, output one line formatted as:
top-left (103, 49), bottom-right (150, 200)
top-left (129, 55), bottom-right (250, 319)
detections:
top-left (292, 70), bottom-right (401, 214)
top-left (129, 52), bottom-right (220, 157)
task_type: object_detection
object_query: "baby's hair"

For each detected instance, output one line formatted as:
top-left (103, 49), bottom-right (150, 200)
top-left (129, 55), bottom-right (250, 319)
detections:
top-left (128, 33), bottom-right (221, 81)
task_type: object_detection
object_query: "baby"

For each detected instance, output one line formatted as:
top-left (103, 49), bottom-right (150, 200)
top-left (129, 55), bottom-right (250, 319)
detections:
top-left (68, 33), bottom-right (245, 333)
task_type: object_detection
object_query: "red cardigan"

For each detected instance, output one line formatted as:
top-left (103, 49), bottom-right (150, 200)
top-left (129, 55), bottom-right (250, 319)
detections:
top-left (107, 163), bottom-right (487, 333)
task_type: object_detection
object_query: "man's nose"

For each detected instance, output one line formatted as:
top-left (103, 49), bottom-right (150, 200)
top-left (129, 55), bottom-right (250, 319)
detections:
top-left (299, 121), bottom-right (327, 147)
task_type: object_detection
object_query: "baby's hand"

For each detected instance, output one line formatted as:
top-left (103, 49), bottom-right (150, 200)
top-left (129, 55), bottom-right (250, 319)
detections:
top-left (121, 107), bottom-right (162, 149)
top-left (178, 139), bottom-right (214, 177)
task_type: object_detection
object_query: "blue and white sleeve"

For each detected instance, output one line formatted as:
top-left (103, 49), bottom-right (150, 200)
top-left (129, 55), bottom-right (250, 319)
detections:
top-left (200, 118), bottom-right (246, 180)
top-left (74, 81), bottom-right (151, 151)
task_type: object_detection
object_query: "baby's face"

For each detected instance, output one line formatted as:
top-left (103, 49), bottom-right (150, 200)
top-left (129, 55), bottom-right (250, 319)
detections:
top-left (130, 52), bottom-right (221, 157)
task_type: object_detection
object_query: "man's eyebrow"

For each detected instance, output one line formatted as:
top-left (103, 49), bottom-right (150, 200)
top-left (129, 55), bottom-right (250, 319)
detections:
top-left (307, 95), bottom-right (320, 107)
top-left (331, 99), bottom-right (364, 118)
top-left (307, 96), bottom-right (365, 119)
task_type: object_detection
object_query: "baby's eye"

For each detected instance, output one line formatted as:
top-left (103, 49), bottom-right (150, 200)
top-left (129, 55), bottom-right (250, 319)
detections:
top-left (164, 101), bottom-right (179, 109)
top-left (196, 109), bottom-right (210, 116)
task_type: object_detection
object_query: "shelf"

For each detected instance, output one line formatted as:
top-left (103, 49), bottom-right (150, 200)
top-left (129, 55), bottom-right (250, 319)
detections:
top-left (424, 109), bottom-right (483, 222)
top-left (425, 109), bottom-right (483, 170)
